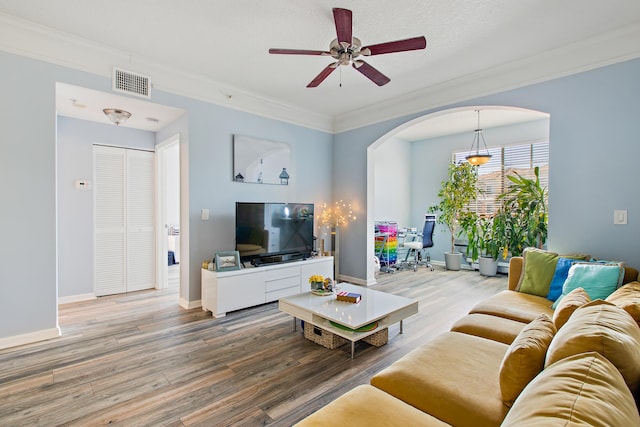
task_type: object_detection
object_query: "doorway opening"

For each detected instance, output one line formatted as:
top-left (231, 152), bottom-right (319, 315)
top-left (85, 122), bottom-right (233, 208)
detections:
top-left (156, 135), bottom-right (181, 293)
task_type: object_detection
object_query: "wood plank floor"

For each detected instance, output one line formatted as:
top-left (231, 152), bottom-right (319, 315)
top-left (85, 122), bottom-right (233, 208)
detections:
top-left (0, 266), bottom-right (507, 426)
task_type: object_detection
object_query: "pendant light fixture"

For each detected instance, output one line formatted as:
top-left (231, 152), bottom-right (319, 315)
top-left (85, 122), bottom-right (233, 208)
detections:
top-left (103, 108), bottom-right (132, 126)
top-left (465, 109), bottom-right (492, 166)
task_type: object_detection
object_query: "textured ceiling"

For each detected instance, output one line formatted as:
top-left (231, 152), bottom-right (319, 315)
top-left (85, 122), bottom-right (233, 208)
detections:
top-left (1, 1), bottom-right (640, 133)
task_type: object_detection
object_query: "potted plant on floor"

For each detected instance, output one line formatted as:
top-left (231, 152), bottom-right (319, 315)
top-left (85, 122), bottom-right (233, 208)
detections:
top-left (496, 166), bottom-right (548, 257)
top-left (465, 215), bottom-right (503, 276)
top-left (429, 161), bottom-right (480, 270)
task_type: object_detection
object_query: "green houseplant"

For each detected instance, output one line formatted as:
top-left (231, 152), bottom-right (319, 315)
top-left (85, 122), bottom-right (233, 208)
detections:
top-left (496, 166), bottom-right (548, 257)
top-left (464, 215), bottom-right (505, 276)
top-left (429, 161), bottom-right (480, 270)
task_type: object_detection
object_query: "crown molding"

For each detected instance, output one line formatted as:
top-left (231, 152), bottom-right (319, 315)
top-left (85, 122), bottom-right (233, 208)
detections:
top-left (0, 13), bottom-right (334, 133)
top-left (1, 13), bottom-right (639, 135)
top-left (332, 23), bottom-right (640, 133)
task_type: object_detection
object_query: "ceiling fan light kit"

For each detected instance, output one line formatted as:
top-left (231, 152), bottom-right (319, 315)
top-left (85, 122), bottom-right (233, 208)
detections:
top-left (269, 7), bottom-right (426, 87)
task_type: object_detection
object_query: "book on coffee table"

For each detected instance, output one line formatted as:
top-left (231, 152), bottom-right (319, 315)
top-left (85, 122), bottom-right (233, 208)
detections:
top-left (337, 291), bottom-right (361, 303)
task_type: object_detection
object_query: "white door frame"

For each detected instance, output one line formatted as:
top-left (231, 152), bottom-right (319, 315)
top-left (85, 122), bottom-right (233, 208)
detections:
top-left (155, 134), bottom-right (180, 290)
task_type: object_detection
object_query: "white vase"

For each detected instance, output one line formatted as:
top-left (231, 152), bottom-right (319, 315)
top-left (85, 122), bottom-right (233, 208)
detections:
top-left (444, 252), bottom-right (462, 271)
top-left (478, 256), bottom-right (498, 276)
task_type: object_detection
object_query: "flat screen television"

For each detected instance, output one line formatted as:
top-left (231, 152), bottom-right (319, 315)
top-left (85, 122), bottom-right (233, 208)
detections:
top-left (235, 202), bottom-right (314, 265)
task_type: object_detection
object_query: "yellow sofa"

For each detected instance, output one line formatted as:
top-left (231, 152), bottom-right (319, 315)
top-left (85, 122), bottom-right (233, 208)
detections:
top-left (296, 256), bottom-right (640, 427)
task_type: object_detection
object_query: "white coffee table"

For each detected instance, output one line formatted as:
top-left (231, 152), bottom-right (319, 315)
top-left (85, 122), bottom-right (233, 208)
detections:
top-left (278, 283), bottom-right (418, 358)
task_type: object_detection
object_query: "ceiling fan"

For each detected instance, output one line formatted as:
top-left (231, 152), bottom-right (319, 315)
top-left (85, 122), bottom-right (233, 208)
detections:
top-left (269, 8), bottom-right (427, 88)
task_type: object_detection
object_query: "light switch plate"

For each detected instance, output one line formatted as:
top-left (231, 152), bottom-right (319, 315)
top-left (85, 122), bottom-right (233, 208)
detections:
top-left (201, 209), bottom-right (209, 220)
top-left (614, 210), bottom-right (627, 225)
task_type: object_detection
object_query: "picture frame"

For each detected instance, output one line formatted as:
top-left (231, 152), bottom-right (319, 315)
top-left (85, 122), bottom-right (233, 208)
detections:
top-left (233, 134), bottom-right (291, 185)
top-left (214, 251), bottom-right (242, 272)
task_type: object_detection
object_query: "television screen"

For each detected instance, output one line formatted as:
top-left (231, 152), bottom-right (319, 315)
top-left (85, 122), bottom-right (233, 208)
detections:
top-left (235, 202), bottom-right (314, 264)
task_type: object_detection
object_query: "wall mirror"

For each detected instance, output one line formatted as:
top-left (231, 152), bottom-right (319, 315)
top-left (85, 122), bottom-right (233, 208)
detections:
top-left (233, 135), bottom-right (291, 185)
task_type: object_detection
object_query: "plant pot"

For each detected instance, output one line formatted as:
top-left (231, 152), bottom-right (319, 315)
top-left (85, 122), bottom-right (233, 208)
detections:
top-left (444, 252), bottom-right (462, 271)
top-left (478, 256), bottom-right (498, 276)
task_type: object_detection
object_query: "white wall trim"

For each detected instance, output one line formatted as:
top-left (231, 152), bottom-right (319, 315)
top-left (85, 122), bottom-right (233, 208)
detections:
top-left (180, 298), bottom-right (201, 310)
top-left (58, 293), bottom-right (97, 305)
top-left (0, 12), bottom-right (333, 133)
top-left (338, 274), bottom-right (368, 286)
top-left (1, 13), bottom-right (639, 134)
top-left (334, 23), bottom-right (640, 133)
top-left (0, 327), bottom-right (61, 350)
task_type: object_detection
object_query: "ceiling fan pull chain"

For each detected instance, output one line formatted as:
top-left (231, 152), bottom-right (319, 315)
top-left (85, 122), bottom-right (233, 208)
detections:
top-left (339, 66), bottom-right (342, 87)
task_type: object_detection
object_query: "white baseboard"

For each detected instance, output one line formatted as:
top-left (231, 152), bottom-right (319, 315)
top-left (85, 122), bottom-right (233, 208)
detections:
top-left (58, 293), bottom-right (97, 305)
top-left (337, 273), bottom-right (368, 286)
top-left (0, 327), bottom-right (61, 350)
top-left (180, 298), bottom-right (201, 310)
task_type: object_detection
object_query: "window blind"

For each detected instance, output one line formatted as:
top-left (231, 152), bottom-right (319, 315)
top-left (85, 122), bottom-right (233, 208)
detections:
top-left (454, 141), bottom-right (549, 216)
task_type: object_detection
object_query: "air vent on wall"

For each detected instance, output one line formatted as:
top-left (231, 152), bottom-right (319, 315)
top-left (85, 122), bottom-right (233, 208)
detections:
top-left (112, 68), bottom-right (151, 98)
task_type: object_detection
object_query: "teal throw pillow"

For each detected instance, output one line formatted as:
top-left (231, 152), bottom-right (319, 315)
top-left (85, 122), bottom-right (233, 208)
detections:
top-left (552, 263), bottom-right (624, 309)
top-left (518, 248), bottom-right (559, 297)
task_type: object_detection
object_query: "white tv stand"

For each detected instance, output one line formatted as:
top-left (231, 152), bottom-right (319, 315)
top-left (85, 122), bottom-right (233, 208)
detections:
top-left (201, 256), bottom-right (334, 318)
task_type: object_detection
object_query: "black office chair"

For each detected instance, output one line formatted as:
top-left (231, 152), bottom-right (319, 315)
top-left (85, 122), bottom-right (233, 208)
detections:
top-left (402, 215), bottom-right (435, 271)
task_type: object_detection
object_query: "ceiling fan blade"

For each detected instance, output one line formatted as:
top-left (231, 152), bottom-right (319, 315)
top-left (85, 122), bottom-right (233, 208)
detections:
top-left (361, 36), bottom-right (427, 56)
top-left (333, 8), bottom-right (352, 47)
top-left (307, 63), bottom-right (338, 88)
top-left (269, 48), bottom-right (330, 56)
top-left (352, 60), bottom-right (390, 86)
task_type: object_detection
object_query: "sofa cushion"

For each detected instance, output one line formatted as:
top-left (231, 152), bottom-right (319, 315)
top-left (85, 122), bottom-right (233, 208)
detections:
top-left (499, 314), bottom-right (557, 407)
top-left (469, 290), bottom-right (553, 323)
top-left (371, 331), bottom-right (509, 427)
top-left (547, 257), bottom-right (583, 301)
top-left (502, 352), bottom-right (640, 427)
top-left (552, 262), bottom-right (624, 309)
top-left (516, 248), bottom-right (558, 296)
top-left (552, 287), bottom-right (590, 330)
top-left (293, 384), bottom-right (451, 427)
top-left (546, 300), bottom-right (640, 391)
top-left (450, 313), bottom-right (526, 345)
top-left (606, 281), bottom-right (640, 327)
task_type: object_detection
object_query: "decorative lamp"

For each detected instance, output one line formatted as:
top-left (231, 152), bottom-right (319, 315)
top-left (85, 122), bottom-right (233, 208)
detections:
top-left (279, 168), bottom-right (290, 185)
top-left (103, 108), bottom-right (132, 126)
top-left (465, 110), bottom-right (492, 166)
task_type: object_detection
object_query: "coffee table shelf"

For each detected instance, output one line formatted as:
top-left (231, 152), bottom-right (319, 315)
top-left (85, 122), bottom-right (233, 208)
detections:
top-left (279, 283), bottom-right (418, 358)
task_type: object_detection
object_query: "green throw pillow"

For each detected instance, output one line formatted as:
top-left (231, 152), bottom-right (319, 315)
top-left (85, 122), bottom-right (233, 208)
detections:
top-left (552, 262), bottom-right (624, 309)
top-left (517, 248), bottom-right (559, 297)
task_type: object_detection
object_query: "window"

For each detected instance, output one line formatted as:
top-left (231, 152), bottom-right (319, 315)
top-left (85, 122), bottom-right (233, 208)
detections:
top-left (453, 141), bottom-right (549, 217)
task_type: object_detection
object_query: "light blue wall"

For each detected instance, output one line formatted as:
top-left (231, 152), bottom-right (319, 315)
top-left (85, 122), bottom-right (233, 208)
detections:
top-left (335, 57), bottom-right (640, 283)
top-left (373, 136), bottom-right (412, 226)
top-left (0, 50), bottom-right (332, 344)
top-left (150, 92), bottom-right (334, 302)
top-left (57, 116), bottom-right (156, 298)
top-left (0, 52), bottom-right (58, 338)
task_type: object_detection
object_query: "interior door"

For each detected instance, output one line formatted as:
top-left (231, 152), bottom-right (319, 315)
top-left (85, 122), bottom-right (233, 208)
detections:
top-left (126, 149), bottom-right (155, 292)
top-left (94, 146), bottom-right (155, 296)
top-left (94, 146), bottom-right (127, 296)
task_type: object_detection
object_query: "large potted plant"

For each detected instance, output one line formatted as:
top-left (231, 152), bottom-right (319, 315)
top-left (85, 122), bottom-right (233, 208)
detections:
top-left (465, 215), bottom-right (503, 276)
top-left (496, 166), bottom-right (548, 257)
top-left (429, 161), bottom-right (479, 270)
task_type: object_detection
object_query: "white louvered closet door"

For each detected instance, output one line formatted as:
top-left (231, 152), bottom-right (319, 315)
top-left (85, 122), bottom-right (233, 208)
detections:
top-left (126, 150), bottom-right (155, 292)
top-left (94, 146), bottom-right (155, 296)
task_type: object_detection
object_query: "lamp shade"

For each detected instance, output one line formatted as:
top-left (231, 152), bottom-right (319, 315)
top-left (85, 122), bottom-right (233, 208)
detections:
top-left (465, 110), bottom-right (492, 166)
top-left (466, 153), bottom-right (491, 166)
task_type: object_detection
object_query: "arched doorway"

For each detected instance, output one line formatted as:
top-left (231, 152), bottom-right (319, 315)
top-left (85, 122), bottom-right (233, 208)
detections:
top-left (366, 106), bottom-right (550, 283)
